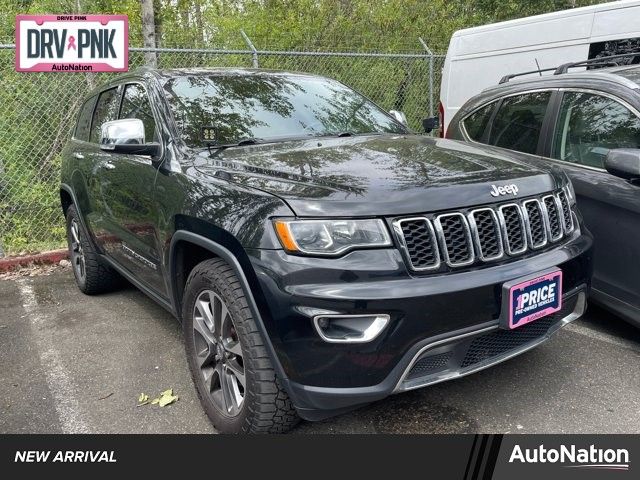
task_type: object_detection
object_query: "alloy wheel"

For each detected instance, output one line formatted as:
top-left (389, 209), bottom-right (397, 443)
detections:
top-left (192, 290), bottom-right (245, 416)
top-left (69, 219), bottom-right (86, 282)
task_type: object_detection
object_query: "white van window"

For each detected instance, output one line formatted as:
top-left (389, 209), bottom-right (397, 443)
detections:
top-left (551, 92), bottom-right (640, 169)
top-left (487, 92), bottom-right (551, 155)
top-left (462, 103), bottom-right (495, 142)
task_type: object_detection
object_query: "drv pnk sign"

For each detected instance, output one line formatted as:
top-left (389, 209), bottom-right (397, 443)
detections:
top-left (16, 15), bottom-right (128, 72)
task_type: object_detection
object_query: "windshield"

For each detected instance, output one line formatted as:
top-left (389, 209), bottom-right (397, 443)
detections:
top-left (162, 73), bottom-right (407, 147)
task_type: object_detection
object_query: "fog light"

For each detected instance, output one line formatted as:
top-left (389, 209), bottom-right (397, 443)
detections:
top-left (313, 314), bottom-right (390, 343)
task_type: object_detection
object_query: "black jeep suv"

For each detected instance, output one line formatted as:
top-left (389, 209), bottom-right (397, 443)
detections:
top-left (60, 68), bottom-right (593, 433)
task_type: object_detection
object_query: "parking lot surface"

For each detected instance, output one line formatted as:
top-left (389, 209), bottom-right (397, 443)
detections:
top-left (1, 266), bottom-right (639, 434)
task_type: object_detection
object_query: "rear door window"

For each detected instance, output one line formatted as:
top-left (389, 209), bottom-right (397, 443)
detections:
top-left (462, 103), bottom-right (495, 142)
top-left (488, 91), bottom-right (551, 155)
top-left (551, 91), bottom-right (640, 169)
top-left (90, 87), bottom-right (121, 143)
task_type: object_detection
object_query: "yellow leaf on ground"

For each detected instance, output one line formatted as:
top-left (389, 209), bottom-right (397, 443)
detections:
top-left (138, 389), bottom-right (179, 407)
top-left (158, 394), bottom-right (179, 407)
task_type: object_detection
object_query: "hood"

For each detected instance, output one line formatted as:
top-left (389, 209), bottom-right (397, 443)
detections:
top-left (193, 134), bottom-right (565, 217)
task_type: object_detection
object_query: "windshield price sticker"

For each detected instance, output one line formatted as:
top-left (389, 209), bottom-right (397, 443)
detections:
top-left (16, 14), bottom-right (128, 72)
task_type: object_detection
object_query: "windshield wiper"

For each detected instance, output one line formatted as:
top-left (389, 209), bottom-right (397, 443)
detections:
top-left (206, 137), bottom-right (261, 151)
top-left (314, 131), bottom-right (388, 139)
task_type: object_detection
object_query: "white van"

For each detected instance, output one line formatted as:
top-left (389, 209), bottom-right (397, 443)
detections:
top-left (438, 0), bottom-right (640, 135)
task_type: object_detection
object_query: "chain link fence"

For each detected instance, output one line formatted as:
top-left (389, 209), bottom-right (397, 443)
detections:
top-left (0, 41), bottom-right (445, 256)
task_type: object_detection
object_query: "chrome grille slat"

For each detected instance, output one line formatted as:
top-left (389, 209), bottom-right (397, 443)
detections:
top-left (468, 208), bottom-right (504, 261)
top-left (394, 217), bottom-right (440, 271)
top-left (395, 189), bottom-right (576, 272)
top-left (543, 195), bottom-right (564, 241)
top-left (522, 199), bottom-right (548, 249)
top-left (434, 213), bottom-right (475, 267)
top-left (557, 191), bottom-right (574, 234)
top-left (498, 203), bottom-right (527, 255)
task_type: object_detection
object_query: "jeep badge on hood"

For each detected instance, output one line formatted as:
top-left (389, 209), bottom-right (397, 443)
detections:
top-left (490, 183), bottom-right (519, 197)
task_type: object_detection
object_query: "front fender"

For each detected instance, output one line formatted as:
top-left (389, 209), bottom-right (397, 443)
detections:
top-left (168, 230), bottom-right (298, 406)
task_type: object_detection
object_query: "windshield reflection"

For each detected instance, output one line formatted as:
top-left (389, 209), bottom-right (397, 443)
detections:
top-left (162, 73), bottom-right (406, 147)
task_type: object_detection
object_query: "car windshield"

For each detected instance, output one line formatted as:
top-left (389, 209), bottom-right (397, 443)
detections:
top-left (162, 73), bottom-right (407, 147)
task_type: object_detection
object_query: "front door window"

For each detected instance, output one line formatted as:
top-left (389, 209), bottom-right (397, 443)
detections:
top-left (551, 92), bottom-right (640, 169)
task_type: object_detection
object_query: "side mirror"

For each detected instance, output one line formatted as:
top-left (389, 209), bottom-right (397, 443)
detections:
top-left (389, 110), bottom-right (408, 127)
top-left (605, 148), bottom-right (640, 180)
top-left (100, 119), bottom-right (161, 159)
top-left (422, 116), bottom-right (439, 133)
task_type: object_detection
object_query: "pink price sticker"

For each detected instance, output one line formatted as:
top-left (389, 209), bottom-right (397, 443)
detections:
top-left (16, 14), bottom-right (128, 72)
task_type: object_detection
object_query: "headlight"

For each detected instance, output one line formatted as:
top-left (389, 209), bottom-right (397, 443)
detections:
top-left (273, 218), bottom-right (392, 256)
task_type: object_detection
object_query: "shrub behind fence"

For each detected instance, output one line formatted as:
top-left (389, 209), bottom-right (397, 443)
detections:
top-left (0, 43), bottom-right (444, 255)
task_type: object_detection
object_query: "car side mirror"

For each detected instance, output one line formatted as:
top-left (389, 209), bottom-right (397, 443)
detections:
top-left (389, 110), bottom-right (408, 127)
top-left (605, 148), bottom-right (640, 180)
top-left (422, 116), bottom-right (439, 133)
top-left (100, 118), bottom-right (161, 160)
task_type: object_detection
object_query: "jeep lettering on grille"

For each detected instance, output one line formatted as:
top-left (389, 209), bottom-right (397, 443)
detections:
top-left (490, 184), bottom-right (519, 197)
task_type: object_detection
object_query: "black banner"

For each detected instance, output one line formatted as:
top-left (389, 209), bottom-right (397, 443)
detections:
top-left (0, 434), bottom-right (636, 478)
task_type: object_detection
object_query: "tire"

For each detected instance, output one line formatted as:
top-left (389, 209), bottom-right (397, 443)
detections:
top-left (65, 205), bottom-right (122, 295)
top-left (183, 258), bottom-right (300, 434)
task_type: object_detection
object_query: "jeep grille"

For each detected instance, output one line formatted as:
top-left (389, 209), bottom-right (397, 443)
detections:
top-left (394, 190), bottom-right (575, 271)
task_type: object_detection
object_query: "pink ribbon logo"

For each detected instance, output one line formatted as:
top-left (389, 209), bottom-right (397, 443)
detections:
top-left (67, 35), bottom-right (77, 50)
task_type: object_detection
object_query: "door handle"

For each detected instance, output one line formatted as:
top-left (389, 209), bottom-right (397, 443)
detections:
top-left (72, 152), bottom-right (84, 159)
top-left (102, 162), bottom-right (116, 170)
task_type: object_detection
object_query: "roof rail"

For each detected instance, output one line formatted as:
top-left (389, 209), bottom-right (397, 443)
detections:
top-left (498, 51), bottom-right (640, 85)
top-left (499, 67), bottom-right (556, 84)
top-left (554, 52), bottom-right (640, 74)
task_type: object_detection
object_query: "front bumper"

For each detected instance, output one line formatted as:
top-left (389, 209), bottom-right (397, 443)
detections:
top-left (396, 288), bottom-right (586, 392)
top-left (247, 230), bottom-right (593, 420)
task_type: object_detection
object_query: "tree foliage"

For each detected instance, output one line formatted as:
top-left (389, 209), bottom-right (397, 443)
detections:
top-left (1, 0), bottom-right (609, 51)
top-left (0, 0), bottom-right (611, 253)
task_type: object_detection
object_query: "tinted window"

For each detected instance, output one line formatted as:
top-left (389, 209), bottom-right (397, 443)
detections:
top-left (90, 88), bottom-right (120, 143)
top-left (552, 92), bottom-right (640, 169)
top-left (120, 83), bottom-right (157, 143)
top-left (74, 96), bottom-right (96, 142)
top-left (462, 103), bottom-right (495, 141)
top-left (163, 74), bottom-right (407, 147)
top-left (488, 92), bottom-right (551, 155)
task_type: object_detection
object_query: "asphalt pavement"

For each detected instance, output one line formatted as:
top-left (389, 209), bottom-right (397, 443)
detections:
top-left (1, 266), bottom-right (638, 434)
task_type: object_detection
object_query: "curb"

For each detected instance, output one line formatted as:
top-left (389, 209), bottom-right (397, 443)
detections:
top-left (0, 249), bottom-right (69, 273)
